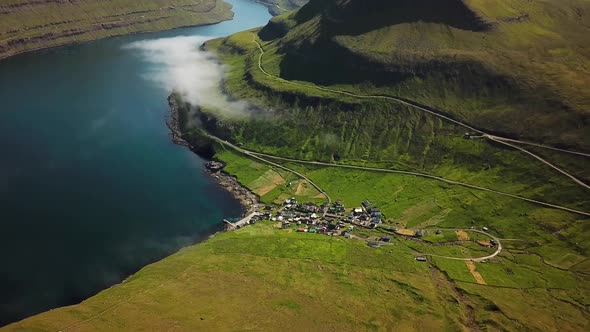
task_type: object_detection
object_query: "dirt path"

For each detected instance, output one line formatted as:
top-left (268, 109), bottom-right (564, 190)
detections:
top-left (207, 135), bottom-right (332, 207)
top-left (488, 136), bottom-right (590, 158)
top-left (486, 135), bottom-right (590, 190)
top-left (420, 228), bottom-right (502, 262)
top-left (251, 34), bottom-right (590, 191)
top-left (295, 180), bottom-right (308, 195)
top-left (208, 133), bottom-right (590, 217)
top-left (466, 261), bottom-right (487, 285)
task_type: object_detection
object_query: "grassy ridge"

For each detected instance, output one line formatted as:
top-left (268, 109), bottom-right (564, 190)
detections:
top-left (5, 222), bottom-right (588, 331)
top-left (0, 0), bottom-right (233, 60)
top-left (257, 0), bottom-right (590, 151)
top-left (199, 30), bottom-right (589, 212)
top-left (165, 1), bottom-right (590, 328)
top-left (2, 223), bottom-right (461, 331)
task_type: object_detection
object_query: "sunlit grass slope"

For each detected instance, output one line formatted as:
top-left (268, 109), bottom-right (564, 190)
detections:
top-left (0, 0), bottom-right (233, 60)
top-left (5, 221), bottom-right (588, 331)
top-left (189, 0), bottom-right (590, 211)
top-left (256, 0), bottom-right (590, 151)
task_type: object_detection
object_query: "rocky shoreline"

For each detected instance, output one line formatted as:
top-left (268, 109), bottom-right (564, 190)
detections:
top-left (167, 94), bottom-right (260, 216)
top-left (204, 161), bottom-right (260, 213)
top-left (165, 94), bottom-right (191, 147)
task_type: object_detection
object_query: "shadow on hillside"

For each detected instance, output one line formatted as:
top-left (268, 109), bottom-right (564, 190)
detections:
top-left (295, 0), bottom-right (492, 36)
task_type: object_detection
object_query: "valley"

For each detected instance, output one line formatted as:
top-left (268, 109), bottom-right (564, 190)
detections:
top-left (2, 0), bottom-right (589, 330)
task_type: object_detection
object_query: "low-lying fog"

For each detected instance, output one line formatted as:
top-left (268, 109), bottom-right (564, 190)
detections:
top-left (126, 35), bottom-right (249, 117)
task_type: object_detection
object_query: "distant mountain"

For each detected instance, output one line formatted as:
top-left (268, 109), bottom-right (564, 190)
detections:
top-left (258, 0), bottom-right (590, 151)
top-left (0, 0), bottom-right (233, 60)
top-left (257, 0), bottom-right (308, 15)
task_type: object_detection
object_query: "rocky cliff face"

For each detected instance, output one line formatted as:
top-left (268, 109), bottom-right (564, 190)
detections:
top-left (0, 0), bottom-right (233, 60)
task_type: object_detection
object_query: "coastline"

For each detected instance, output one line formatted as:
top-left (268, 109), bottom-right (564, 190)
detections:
top-left (166, 93), bottom-right (261, 218)
top-left (0, 3), bottom-right (234, 63)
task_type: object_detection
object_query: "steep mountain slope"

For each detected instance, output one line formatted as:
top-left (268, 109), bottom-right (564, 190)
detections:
top-left (0, 0), bottom-right (233, 60)
top-left (194, 0), bottom-right (590, 190)
top-left (258, 0), bottom-right (590, 151)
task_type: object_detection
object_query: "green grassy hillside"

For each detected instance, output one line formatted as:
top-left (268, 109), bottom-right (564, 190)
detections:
top-left (164, 1), bottom-right (590, 327)
top-left (5, 222), bottom-right (588, 331)
top-left (7, 1), bottom-right (590, 330)
top-left (256, 0), bottom-right (590, 151)
top-left (0, 0), bottom-right (233, 60)
top-left (184, 0), bottom-right (590, 200)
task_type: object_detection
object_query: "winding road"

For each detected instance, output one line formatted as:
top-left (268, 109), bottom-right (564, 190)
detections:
top-left (250, 34), bottom-right (590, 191)
top-left (214, 136), bottom-right (332, 205)
top-left (207, 134), bottom-right (590, 217)
top-left (421, 228), bottom-right (503, 262)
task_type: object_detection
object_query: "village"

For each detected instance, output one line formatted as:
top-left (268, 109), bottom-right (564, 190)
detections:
top-left (227, 198), bottom-right (399, 235)
top-left (226, 197), bottom-right (498, 255)
top-left (232, 197), bottom-right (496, 243)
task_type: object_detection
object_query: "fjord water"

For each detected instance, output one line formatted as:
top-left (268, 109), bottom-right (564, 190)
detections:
top-left (0, 0), bottom-right (270, 325)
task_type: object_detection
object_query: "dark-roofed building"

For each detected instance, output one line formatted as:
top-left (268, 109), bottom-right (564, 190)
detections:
top-left (369, 207), bottom-right (380, 214)
top-left (371, 211), bottom-right (383, 218)
top-left (362, 200), bottom-right (372, 208)
top-left (381, 235), bottom-right (392, 243)
top-left (281, 212), bottom-right (295, 219)
top-left (299, 203), bottom-right (319, 213)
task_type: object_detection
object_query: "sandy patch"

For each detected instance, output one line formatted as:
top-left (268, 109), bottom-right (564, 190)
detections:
top-left (295, 181), bottom-right (308, 195)
top-left (395, 229), bottom-right (416, 236)
top-left (255, 178), bottom-right (284, 196)
top-left (252, 170), bottom-right (285, 196)
top-left (466, 261), bottom-right (487, 285)
top-left (477, 240), bottom-right (493, 247)
top-left (456, 230), bottom-right (470, 241)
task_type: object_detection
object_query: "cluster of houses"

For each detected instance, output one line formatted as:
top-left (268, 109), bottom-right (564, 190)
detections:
top-left (243, 198), bottom-right (437, 243)
top-left (241, 199), bottom-right (496, 260)
top-left (354, 200), bottom-right (383, 227)
top-left (255, 198), bottom-right (391, 237)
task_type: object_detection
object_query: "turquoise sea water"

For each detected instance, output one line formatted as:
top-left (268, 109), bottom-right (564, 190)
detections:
top-left (0, 0), bottom-right (271, 325)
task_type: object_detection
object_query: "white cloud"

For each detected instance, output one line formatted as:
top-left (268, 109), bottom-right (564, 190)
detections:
top-left (125, 35), bottom-right (249, 118)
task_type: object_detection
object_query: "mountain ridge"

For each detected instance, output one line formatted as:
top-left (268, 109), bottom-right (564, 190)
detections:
top-left (0, 0), bottom-right (234, 61)
top-left (255, 0), bottom-right (590, 151)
